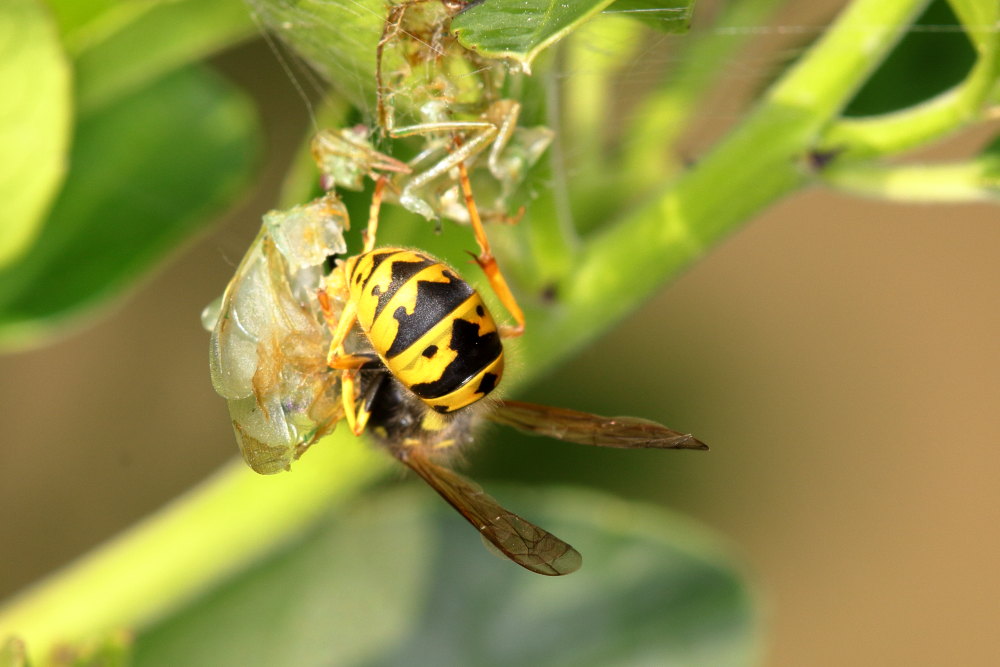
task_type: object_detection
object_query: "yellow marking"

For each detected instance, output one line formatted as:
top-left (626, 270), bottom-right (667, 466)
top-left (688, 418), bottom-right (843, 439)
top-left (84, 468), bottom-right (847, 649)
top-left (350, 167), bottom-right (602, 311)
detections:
top-left (350, 251), bottom-right (400, 331)
top-left (387, 301), bottom-right (461, 385)
top-left (420, 410), bottom-right (449, 432)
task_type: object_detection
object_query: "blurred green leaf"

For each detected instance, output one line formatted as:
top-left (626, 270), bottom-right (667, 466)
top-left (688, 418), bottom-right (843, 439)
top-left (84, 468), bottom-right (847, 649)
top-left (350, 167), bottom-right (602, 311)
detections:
top-left (0, 65), bottom-right (259, 350)
top-left (0, 0), bottom-right (71, 269)
top-left (75, 633), bottom-right (133, 667)
top-left (844, 0), bottom-right (975, 116)
top-left (74, 0), bottom-right (258, 111)
top-left (135, 487), bottom-right (758, 666)
top-left (46, 0), bottom-right (151, 45)
top-left (452, 0), bottom-right (618, 70)
top-left (606, 0), bottom-right (694, 34)
top-left (0, 637), bottom-right (27, 667)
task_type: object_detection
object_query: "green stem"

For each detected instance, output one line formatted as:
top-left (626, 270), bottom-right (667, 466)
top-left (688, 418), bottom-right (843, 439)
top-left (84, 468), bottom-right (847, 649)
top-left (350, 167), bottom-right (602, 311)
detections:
top-left (622, 0), bottom-right (788, 188)
top-left (534, 0), bottom-right (930, 369)
top-left (819, 67), bottom-right (999, 159)
top-left (822, 158), bottom-right (1000, 202)
top-left (819, 3), bottom-right (999, 159)
top-left (0, 438), bottom-right (388, 660)
top-left (563, 13), bottom-right (646, 171)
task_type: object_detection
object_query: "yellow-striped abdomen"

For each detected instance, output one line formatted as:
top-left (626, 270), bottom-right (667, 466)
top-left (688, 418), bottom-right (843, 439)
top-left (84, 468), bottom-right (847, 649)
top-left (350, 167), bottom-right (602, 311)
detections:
top-left (345, 248), bottom-right (504, 413)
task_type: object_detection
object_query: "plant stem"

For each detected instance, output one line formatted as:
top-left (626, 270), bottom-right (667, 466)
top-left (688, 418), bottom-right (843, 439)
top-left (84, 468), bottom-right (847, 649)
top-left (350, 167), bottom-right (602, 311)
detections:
top-left (533, 0), bottom-right (931, 370)
top-left (622, 0), bottom-right (788, 188)
top-left (819, 53), bottom-right (1000, 158)
top-left (0, 439), bottom-right (388, 660)
top-left (822, 158), bottom-right (1000, 202)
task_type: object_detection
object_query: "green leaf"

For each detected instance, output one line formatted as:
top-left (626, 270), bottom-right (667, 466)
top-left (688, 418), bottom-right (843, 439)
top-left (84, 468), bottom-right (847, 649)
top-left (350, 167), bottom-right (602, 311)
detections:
top-left (46, 0), bottom-right (149, 46)
top-left (47, 0), bottom-right (146, 41)
top-left (605, 0), bottom-right (694, 34)
top-left (0, 0), bottom-right (72, 269)
top-left (452, 0), bottom-right (618, 71)
top-left (74, 0), bottom-right (258, 111)
top-left (134, 487), bottom-right (758, 666)
top-left (0, 65), bottom-right (259, 351)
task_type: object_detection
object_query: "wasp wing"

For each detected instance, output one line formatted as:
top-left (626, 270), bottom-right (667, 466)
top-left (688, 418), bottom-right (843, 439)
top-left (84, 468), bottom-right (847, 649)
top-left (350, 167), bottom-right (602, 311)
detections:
top-left (491, 400), bottom-right (708, 451)
top-left (396, 448), bottom-right (582, 576)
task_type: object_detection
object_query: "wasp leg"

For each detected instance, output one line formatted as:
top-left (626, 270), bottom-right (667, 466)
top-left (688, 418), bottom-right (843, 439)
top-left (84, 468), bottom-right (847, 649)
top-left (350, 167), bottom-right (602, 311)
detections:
top-left (456, 160), bottom-right (526, 338)
top-left (329, 353), bottom-right (379, 370)
top-left (317, 289), bottom-right (358, 359)
top-left (320, 171), bottom-right (387, 364)
top-left (340, 369), bottom-right (365, 435)
top-left (331, 352), bottom-right (383, 436)
top-left (318, 293), bottom-right (364, 435)
top-left (362, 175), bottom-right (388, 253)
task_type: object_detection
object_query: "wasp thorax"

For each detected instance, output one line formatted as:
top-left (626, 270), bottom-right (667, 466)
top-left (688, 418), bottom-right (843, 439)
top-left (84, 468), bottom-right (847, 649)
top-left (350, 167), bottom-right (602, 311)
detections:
top-left (365, 373), bottom-right (476, 455)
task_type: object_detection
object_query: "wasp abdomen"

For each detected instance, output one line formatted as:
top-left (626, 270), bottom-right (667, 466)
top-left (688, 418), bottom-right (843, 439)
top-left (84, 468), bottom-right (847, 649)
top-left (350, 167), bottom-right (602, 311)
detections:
top-left (347, 248), bottom-right (504, 413)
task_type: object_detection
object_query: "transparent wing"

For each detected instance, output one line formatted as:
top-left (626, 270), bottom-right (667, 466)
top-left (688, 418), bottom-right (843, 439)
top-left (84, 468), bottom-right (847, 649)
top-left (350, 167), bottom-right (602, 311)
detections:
top-left (397, 448), bottom-right (582, 576)
top-left (490, 400), bottom-right (708, 451)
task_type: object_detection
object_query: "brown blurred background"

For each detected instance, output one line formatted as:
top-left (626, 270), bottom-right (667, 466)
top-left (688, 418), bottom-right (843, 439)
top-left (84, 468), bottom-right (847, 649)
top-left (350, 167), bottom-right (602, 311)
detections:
top-left (2, 3), bottom-right (999, 665)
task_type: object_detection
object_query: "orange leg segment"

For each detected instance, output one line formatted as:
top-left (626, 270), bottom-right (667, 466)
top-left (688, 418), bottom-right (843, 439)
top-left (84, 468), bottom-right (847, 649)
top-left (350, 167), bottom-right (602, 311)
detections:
top-left (456, 160), bottom-right (526, 338)
top-left (362, 176), bottom-right (388, 253)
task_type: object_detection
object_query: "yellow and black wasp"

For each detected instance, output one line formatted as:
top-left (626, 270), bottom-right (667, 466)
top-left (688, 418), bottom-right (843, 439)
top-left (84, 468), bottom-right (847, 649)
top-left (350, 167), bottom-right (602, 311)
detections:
top-left (309, 159), bottom-right (706, 575)
top-left (207, 128), bottom-right (706, 576)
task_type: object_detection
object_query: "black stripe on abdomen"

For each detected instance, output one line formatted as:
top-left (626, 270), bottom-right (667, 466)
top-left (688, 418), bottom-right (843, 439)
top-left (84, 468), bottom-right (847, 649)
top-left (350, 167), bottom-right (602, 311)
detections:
top-left (353, 250), bottom-right (395, 291)
top-left (409, 318), bottom-right (502, 399)
top-left (370, 254), bottom-right (436, 320)
top-left (384, 270), bottom-right (474, 358)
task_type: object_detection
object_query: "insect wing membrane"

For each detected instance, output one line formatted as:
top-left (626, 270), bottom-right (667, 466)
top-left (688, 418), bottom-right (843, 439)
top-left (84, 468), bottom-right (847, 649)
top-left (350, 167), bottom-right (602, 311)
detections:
top-left (491, 401), bottom-right (708, 450)
top-left (209, 233), bottom-right (272, 400)
top-left (208, 208), bottom-right (346, 474)
top-left (399, 449), bottom-right (582, 576)
top-left (264, 193), bottom-right (348, 272)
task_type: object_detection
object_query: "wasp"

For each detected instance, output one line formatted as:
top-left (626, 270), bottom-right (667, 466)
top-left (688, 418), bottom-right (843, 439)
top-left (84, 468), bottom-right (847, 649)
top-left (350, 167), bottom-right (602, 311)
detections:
top-left (310, 156), bottom-right (706, 575)
top-left (207, 131), bottom-right (706, 574)
top-left (209, 0), bottom-right (706, 572)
